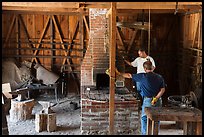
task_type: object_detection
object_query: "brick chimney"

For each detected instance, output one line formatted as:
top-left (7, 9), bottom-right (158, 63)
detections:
top-left (81, 8), bottom-right (109, 87)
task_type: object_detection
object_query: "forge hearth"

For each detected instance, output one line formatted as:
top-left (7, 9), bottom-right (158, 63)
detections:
top-left (81, 86), bottom-right (141, 135)
top-left (96, 73), bottom-right (109, 90)
top-left (82, 86), bottom-right (131, 101)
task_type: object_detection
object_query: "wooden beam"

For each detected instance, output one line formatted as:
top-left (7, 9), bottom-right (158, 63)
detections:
top-left (2, 7), bottom-right (80, 13)
top-left (66, 20), bottom-right (79, 66)
top-left (50, 16), bottom-right (54, 70)
top-left (2, 54), bottom-right (83, 59)
top-left (117, 9), bottom-right (185, 15)
top-left (128, 30), bottom-right (137, 53)
top-left (106, 8), bottom-right (112, 18)
top-left (3, 14), bottom-right (16, 48)
top-left (83, 16), bottom-right (90, 37)
top-left (52, 15), bottom-right (70, 66)
top-left (15, 15), bottom-right (20, 61)
top-left (116, 28), bottom-right (125, 49)
top-left (18, 15), bottom-right (35, 49)
top-left (2, 47), bottom-right (86, 52)
top-left (82, 2), bottom-right (202, 9)
top-left (192, 15), bottom-right (200, 48)
top-left (116, 2), bottom-right (202, 9)
top-left (2, 9), bottom-right (86, 15)
top-left (2, 2), bottom-right (201, 12)
top-left (86, 2), bottom-right (202, 9)
top-left (79, 14), bottom-right (84, 62)
top-left (109, 2), bottom-right (116, 135)
top-left (31, 15), bottom-right (51, 63)
top-left (2, 2), bottom-right (79, 8)
top-left (2, 2), bottom-right (81, 14)
top-left (83, 2), bottom-right (111, 9)
top-left (116, 27), bottom-right (127, 51)
top-left (82, 15), bottom-right (90, 58)
top-left (197, 13), bottom-right (201, 49)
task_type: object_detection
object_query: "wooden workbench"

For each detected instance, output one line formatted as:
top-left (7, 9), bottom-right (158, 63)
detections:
top-left (145, 106), bottom-right (202, 135)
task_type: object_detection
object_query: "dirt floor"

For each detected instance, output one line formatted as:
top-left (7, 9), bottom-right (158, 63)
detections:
top-left (6, 93), bottom-right (183, 135)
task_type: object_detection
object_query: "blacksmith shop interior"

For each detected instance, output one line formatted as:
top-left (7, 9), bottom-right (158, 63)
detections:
top-left (2, 2), bottom-right (202, 135)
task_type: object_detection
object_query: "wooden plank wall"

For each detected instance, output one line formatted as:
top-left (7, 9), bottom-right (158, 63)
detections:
top-left (2, 12), bottom-right (89, 95)
top-left (178, 12), bottom-right (202, 95)
top-left (2, 13), bottom-right (88, 74)
top-left (2, 11), bottom-right (201, 98)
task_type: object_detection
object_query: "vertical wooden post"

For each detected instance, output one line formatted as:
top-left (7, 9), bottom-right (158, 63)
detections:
top-left (147, 118), bottom-right (152, 135)
top-left (47, 113), bottom-right (57, 132)
top-left (50, 16), bottom-right (54, 71)
top-left (35, 113), bottom-right (47, 132)
top-left (183, 121), bottom-right (188, 135)
top-left (152, 121), bottom-right (159, 135)
top-left (16, 14), bottom-right (20, 62)
top-left (109, 2), bottom-right (116, 135)
top-left (196, 121), bottom-right (202, 135)
top-left (80, 12), bottom-right (84, 64)
top-left (35, 112), bottom-right (56, 132)
top-left (79, 12), bottom-right (84, 95)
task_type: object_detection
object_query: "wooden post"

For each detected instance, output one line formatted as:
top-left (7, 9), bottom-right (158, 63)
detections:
top-left (9, 99), bottom-right (35, 123)
top-left (35, 113), bottom-right (47, 132)
top-left (47, 113), bottom-right (57, 132)
top-left (147, 118), bottom-right (152, 135)
top-left (152, 121), bottom-right (159, 135)
top-left (196, 122), bottom-right (202, 135)
top-left (108, 2), bottom-right (116, 135)
top-left (35, 101), bottom-right (57, 132)
top-left (35, 113), bottom-right (56, 132)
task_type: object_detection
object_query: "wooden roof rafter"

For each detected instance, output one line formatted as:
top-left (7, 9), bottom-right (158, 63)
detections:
top-left (2, 2), bottom-right (202, 14)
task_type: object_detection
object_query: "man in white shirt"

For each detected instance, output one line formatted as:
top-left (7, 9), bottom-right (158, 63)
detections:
top-left (124, 47), bottom-right (156, 93)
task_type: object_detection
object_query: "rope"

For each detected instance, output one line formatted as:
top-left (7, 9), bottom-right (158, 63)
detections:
top-left (148, 5), bottom-right (151, 55)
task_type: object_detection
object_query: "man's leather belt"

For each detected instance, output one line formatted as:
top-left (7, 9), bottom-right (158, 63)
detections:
top-left (144, 96), bottom-right (153, 98)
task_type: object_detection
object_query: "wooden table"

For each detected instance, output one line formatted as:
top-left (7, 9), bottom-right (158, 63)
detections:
top-left (27, 83), bottom-right (59, 103)
top-left (145, 107), bottom-right (202, 135)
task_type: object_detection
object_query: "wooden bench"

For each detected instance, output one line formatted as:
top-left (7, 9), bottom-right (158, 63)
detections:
top-left (145, 107), bottom-right (202, 135)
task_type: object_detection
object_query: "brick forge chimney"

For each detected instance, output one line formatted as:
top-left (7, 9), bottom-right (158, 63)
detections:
top-left (80, 9), bottom-right (141, 135)
top-left (81, 9), bottom-right (109, 87)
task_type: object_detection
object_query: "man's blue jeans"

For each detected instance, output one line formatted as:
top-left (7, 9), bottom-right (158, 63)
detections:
top-left (136, 82), bottom-right (142, 96)
top-left (141, 97), bottom-right (162, 135)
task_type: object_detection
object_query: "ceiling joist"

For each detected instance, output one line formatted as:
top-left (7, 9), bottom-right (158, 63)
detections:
top-left (2, 2), bottom-right (202, 14)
